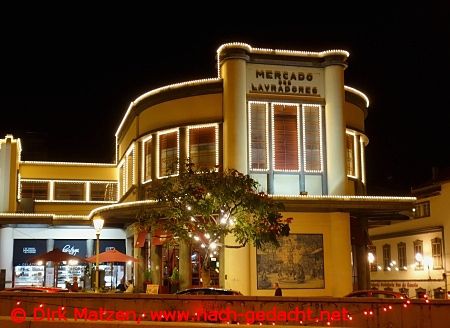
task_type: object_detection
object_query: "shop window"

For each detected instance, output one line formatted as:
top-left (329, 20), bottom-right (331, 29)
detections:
top-left (413, 201), bottom-right (430, 218)
top-left (249, 102), bottom-right (269, 171)
top-left (188, 125), bottom-right (217, 170)
top-left (382, 244), bottom-right (391, 271)
top-left (21, 181), bottom-right (48, 200)
top-left (397, 242), bottom-right (407, 270)
top-left (431, 238), bottom-right (443, 269)
top-left (159, 130), bottom-right (179, 177)
top-left (54, 182), bottom-right (84, 201)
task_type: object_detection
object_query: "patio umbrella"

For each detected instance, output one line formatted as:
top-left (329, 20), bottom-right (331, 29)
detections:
top-left (86, 249), bottom-right (139, 288)
top-left (28, 248), bottom-right (87, 288)
top-left (85, 249), bottom-right (139, 264)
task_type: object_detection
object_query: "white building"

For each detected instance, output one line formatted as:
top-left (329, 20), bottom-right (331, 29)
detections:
top-left (369, 171), bottom-right (450, 298)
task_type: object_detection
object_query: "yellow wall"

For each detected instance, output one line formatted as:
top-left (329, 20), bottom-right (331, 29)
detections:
top-left (344, 102), bottom-right (365, 132)
top-left (19, 164), bottom-right (117, 181)
top-left (138, 94), bottom-right (222, 136)
top-left (34, 202), bottom-right (102, 215)
top-left (118, 119), bottom-right (138, 160)
top-left (117, 94), bottom-right (222, 163)
top-left (234, 212), bottom-right (353, 297)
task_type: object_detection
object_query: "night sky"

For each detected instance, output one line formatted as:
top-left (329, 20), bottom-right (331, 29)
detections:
top-left (1, 9), bottom-right (449, 196)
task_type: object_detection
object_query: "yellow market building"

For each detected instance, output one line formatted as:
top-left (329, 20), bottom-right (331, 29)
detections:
top-left (0, 42), bottom-right (415, 296)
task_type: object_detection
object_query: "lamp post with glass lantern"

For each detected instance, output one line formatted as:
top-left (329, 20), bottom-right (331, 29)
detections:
top-left (93, 217), bottom-right (104, 293)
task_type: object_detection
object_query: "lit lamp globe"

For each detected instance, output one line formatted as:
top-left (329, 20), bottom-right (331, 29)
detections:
top-left (415, 253), bottom-right (423, 263)
top-left (93, 218), bottom-right (105, 234)
top-left (368, 252), bottom-right (375, 264)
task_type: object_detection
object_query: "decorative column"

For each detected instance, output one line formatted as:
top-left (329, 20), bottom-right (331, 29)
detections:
top-left (324, 57), bottom-right (347, 195)
top-left (0, 227), bottom-right (14, 288)
top-left (0, 135), bottom-right (20, 212)
top-left (220, 45), bottom-right (251, 295)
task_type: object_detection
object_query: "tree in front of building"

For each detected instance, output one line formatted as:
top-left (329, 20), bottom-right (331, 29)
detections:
top-left (134, 161), bottom-right (291, 285)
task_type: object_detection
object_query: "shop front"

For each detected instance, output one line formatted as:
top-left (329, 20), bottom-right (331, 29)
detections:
top-left (13, 239), bottom-right (46, 287)
top-left (12, 238), bottom-right (126, 289)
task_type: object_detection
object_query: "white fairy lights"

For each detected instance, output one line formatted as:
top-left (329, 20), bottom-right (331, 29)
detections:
top-left (19, 178), bottom-right (118, 203)
top-left (302, 104), bottom-right (323, 173)
top-left (271, 194), bottom-right (416, 201)
top-left (216, 42), bottom-right (350, 77)
top-left (141, 135), bottom-right (153, 185)
top-left (271, 102), bottom-right (301, 172)
top-left (157, 128), bottom-right (180, 179)
top-left (346, 129), bottom-right (369, 182)
top-left (344, 86), bottom-right (370, 108)
top-left (20, 161), bottom-right (115, 167)
top-left (187, 123), bottom-right (220, 169)
top-left (248, 101), bottom-right (269, 172)
top-left (115, 78), bottom-right (222, 139)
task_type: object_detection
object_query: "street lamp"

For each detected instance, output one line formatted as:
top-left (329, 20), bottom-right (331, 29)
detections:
top-left (93, 217), bottom-right (104, 292)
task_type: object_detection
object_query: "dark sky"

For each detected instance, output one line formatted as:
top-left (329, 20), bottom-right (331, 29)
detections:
top-left (1, 9), bottom-right (449, 195)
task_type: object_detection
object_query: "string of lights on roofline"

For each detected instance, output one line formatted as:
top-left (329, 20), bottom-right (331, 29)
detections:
top-left (1, 193), bottom-right (416, 221)
top-left (114, 42), bottom-right (369, 141)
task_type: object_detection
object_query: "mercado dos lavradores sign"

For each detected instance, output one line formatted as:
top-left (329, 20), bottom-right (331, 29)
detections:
top-left (247, 64), bottom-right (324, 97)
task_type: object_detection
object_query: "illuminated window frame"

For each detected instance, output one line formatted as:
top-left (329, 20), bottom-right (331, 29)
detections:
top-left (118, 160), bottom-right (126, 198)
top-left (346, 129), bottom-right (368, 183)
top-left (20, 179), bottom-right (117, 203)
top-left (53, 180), bottom-right (85, 201)
top-left (157, 128), bottom-right (180, 179)
top-left (346, 131), bottom-right (357, 179)
top-left (18, 178), bottom-right (49, 201)
top-left (359, 137), bottom-right (366, 184)
top-left (187, 123), bottom-right (219, 170)
top-left (89, 181), bottom-right (118, 202)
top-left (248, 101), bottom-right (269, 172)
top-left (141, 135), bottom-right (153, 184)
top-left (271, 102), bottom-right (301, 173)
top-left (302, 104), bottom-right (323, 173)
top-left (125, 143), bottom-right (136, 187)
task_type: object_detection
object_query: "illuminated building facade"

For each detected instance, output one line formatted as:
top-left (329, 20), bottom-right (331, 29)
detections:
top-left (0, 43), bottom-right (415, 296)
top-left (369, 174), bottom-right (450, 299)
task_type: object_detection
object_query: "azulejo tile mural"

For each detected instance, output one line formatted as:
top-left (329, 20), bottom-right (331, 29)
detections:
top-left (257, 234), bottom-right (324, 289)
